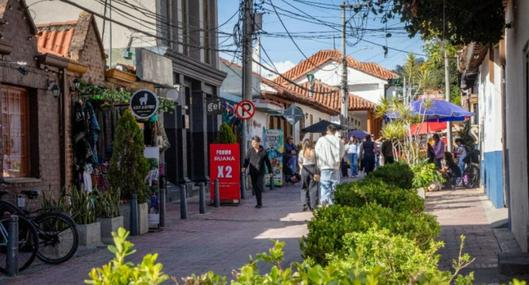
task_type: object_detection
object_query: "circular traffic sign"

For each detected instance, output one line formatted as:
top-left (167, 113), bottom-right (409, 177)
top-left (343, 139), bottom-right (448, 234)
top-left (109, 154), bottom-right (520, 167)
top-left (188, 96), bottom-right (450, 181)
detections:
top-left (130, 89), bottom-right (159, 119)
top-left (235, 99), bottom-right (256, 120)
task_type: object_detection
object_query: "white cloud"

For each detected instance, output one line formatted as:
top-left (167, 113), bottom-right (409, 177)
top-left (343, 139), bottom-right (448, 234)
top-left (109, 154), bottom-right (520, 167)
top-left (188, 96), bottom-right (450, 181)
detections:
top-left (257, 60), bottom-right (296, 79)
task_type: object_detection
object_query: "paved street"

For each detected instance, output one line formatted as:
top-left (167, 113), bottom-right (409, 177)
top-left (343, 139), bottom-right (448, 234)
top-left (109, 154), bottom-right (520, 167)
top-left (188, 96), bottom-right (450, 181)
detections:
top-left (4, 185), bottom-right (311, 285)
top-left (426, 189), bottom-right (528, 283)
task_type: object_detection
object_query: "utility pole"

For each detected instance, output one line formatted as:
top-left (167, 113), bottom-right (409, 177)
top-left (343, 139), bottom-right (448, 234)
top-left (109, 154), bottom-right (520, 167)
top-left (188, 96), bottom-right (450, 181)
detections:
top-left (444, 42), bottom-right (453, 152)
top-left (340, 2), bottom-right (353, 124)
top-left (241, 0), bottom-right (253, 196)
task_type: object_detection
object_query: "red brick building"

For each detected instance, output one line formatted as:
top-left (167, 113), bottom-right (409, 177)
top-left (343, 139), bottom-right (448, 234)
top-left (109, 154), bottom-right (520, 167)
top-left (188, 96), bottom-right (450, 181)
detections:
top-left (0, 0), bottom-right (86, 198)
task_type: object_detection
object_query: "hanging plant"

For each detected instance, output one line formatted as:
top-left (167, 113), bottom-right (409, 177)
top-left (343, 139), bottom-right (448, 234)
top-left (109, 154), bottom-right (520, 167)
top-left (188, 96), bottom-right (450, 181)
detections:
top-left (78, 81), bottom-right (175, 112)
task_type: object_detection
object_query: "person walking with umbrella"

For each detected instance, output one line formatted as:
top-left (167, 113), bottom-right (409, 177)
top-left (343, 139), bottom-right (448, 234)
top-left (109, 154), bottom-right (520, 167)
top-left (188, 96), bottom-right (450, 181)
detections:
top-left (243, 136), bottom-right (272, 208)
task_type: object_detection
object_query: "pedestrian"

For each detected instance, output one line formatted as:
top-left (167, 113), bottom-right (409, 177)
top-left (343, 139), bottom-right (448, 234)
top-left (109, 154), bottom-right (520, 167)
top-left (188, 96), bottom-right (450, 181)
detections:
top-left (315, 125), bottom-right (345, 205)
top-left (298, 140), bottom-right (318, 211)
top-left (381, 138), bottom-right (395, 164)
top-left (346, 137), bottom-right (359, 177)
top-left (360, 135), bottom-right (376, 175)
top-left (442, 151), bottom-right (461, 189)
top-left (455, 138), bottom-right (467, 176)
top-left (432, 134), bottom-right (445, 169)
top-left (243, 136), bottom-right (272, 208)
top-left (285, 136), bottom-right (298, 183)
top-left (427, 139), bottom-right (435, 163)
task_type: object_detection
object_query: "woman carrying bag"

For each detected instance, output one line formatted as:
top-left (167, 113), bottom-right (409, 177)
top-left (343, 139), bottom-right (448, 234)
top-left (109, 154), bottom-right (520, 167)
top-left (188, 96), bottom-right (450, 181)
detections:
top-left (299, 140), bottom-right (319, 211)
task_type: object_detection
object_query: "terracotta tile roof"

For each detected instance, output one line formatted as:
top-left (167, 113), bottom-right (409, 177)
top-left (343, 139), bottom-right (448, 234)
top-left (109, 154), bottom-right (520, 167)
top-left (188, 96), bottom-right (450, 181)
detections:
top-left (283, 80), bottom-right (377, 111)
top-left (37, 20), bottom-right (77, 57)
top-left (273, 49), bottom-right (398, 85)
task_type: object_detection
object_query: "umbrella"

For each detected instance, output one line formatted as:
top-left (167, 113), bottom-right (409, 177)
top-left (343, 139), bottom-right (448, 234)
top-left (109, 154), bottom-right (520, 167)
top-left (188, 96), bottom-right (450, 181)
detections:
top-left (301, 120), bottom-right (346, 133)
top-left (349, 129), bottom-right (368, 139)
top-left (385, 99), bottom-right (473, 122)
top-left (410, 122), bottom-right (447, 135)
top-left (412, 99), bottom-right (473, 122)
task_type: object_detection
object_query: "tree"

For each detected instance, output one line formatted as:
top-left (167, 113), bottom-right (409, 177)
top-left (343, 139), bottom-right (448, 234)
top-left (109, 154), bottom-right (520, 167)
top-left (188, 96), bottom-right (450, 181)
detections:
top-left (357, 0), bottom-right (505, 45)
top-left (216, 123), bottom-right (238, 144)
top-left (109, 109), bottom-right (149, 203)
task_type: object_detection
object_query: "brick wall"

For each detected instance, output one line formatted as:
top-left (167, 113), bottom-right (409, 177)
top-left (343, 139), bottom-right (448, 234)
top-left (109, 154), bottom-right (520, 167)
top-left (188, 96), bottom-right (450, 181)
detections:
top-left (71, 13), bottom-right (106, 85)
top-left (0, 0), bottom-right (62, 199)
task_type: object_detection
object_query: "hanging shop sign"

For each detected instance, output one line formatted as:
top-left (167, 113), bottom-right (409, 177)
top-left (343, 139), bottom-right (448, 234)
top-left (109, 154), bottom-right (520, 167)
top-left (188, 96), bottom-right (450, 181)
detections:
top-left (209, 144), bottom-right (241, 204)
top-left (207, 98), bottom-right (223, 114)
top-left (130, 89), bottom-right (159, 119)
top-left (234, 99), bottom-right (256, 120)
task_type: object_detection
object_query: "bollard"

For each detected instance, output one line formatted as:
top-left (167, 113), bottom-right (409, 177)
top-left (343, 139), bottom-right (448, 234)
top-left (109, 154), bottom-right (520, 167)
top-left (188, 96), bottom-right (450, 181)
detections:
top-left (240, 172), bottom-right (246, 200)
top-left (269, 175), bottom-right (274, 191)
top-left (159, 176), bottom-right (166, 228)
top-left (199, 182), bottom-right (206, 214)
top-left (130, 194), bottom-right (139, 236)
top-left (180, 184), bottom-right (188, 219)
top-left (214, 178), bottom-right (220, 208)
top-left (7, 215), bottom-right (18, 277)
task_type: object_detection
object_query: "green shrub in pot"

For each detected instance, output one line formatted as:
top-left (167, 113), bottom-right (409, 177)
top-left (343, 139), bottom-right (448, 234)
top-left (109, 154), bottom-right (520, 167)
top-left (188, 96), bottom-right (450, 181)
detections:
top-left (412, 161), bottom-right (445, 189)
top-left (95, 190), bottom-right (120, 219)
top-left (71, 188), bottom-right (97, 225)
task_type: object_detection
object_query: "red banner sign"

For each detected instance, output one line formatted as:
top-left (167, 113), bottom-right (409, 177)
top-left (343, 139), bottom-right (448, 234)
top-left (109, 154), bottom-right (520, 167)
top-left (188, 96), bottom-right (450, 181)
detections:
top-left (209, 144), bottom-right (241, 203)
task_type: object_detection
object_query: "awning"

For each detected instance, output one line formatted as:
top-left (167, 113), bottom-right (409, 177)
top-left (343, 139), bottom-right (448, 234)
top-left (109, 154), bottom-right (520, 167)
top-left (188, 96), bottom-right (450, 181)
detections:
top-left (410, 122), bottom-right (447, 135)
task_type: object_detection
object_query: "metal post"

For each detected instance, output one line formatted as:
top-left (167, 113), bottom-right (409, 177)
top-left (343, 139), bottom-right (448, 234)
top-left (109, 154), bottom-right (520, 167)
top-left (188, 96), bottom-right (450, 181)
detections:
top-left (180, 184), bottom-right (188, 219)
top-left (241, 0), bottom-right (253, 196)
top-left (444, 42), bottom-right (453, 152)
top-left (130, 194), bottom-right (138, 236)
top-left (214, 178), bottom-right (220, 208)
top-left (340, 2), bottom-right (350, 122)
top-left (199, 182), bottom-right (206, 214)
top-left (159, 176), bottom-right (166, 228)
top-left (7, 215), bottom-right (18, 277)
top-left (240, 172), bottom-right (246, 199)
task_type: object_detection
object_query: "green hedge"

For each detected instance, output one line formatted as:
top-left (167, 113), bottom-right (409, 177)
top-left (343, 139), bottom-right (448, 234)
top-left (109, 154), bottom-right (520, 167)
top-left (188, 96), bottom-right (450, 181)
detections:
top-left (370, 162), bottom-right (415, 189)
top-left (300, 204), bottom-right (440, 264)
top-left (334, 178), bottom-right (424, 214)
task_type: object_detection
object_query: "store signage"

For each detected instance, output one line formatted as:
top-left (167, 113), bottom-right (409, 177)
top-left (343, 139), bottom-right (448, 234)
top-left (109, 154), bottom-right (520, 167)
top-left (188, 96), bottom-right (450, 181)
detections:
top-left (207, 98), bottom-right (223, 114)
top-left (235, 99), bottom-right (255, 120)
top-left (283, 105), bottom-right (304, 125)
top-left (263, 129), bottom-right (284, 187)
top-left (130, 89), bottom-right (159, 119)
top-left (209, 144), bottom-right (241, 203)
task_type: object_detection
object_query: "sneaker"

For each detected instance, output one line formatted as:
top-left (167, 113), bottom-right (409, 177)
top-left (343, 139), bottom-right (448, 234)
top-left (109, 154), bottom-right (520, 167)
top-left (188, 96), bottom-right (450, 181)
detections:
top-left (255, 205), bottom-right (262, 208)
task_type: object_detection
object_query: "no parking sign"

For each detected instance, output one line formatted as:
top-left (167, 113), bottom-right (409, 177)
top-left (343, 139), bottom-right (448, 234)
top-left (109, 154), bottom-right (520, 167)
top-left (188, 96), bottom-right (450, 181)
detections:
top-left (235, 100), bottom-right (255, 120)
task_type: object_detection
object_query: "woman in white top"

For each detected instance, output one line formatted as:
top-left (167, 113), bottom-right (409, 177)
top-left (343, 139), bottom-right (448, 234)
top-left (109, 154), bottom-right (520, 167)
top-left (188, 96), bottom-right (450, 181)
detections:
top-left (346, 137), bottom-right (360, 177)
top-left (298, 139), bottom-right (318, 211)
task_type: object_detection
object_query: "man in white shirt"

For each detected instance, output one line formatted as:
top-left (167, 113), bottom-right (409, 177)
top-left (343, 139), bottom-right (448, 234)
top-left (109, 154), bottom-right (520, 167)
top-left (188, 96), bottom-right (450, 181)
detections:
top-left (315, 125), bottom-right (345, 205)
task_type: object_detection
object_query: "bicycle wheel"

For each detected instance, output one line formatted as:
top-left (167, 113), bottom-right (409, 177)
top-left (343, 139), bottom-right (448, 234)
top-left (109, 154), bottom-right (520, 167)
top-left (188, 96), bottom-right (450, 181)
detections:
top-left (34, 212), bottom-right (79, 264)
top-left (0, 215), bottom-right (39, 273)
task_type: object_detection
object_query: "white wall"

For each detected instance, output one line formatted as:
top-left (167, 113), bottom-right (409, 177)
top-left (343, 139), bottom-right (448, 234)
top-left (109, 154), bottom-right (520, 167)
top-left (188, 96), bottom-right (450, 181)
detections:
top-left (505, 0), bottom-right (529, 252)
top-left (294, 61), bottom-right (388, 104)
top-left (478, 49), bottom-right (503, 153)
top-left (296, 103), bottom-right (332, 142)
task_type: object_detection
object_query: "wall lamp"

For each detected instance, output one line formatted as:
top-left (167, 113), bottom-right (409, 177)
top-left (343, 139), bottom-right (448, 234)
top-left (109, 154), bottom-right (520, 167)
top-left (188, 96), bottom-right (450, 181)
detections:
top-left (48, 81), bottom-right (60, 97)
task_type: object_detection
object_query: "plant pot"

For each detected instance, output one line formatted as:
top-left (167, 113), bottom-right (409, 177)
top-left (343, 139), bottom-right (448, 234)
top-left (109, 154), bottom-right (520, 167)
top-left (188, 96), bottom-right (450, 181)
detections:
top-left (119, 204), bottom-right (131, 231)
top-left (77, 221), bottom-right (102, 247)
top-left (98, 216), bottom-right (124, 244)
top-left (139, 203), bottom-right (148, 235)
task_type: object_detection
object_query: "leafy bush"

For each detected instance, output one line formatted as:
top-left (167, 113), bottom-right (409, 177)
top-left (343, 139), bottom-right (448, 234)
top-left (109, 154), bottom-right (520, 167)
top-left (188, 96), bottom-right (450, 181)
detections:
top-left (412, 162), bottom-right (445, 189)
top-left (109, 109), bottom-right (149, 203)
top-left (85, 228), bottom-right (168, 285)
top-left (300, 204), bottom-right (440, 264)
top-left (334, 179), bottom-right (424, 214)
top-left (216, 122), bottom-right (237, 144)
top-left (370, 162), bottom-right (415, 189)
top-left (95, 190), bottom-right (121, 219)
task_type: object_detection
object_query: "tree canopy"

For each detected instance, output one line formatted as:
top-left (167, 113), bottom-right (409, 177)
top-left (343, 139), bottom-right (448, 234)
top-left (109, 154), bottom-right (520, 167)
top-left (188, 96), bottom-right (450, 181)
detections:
top-left (361, 0), bottom-right (505, 44)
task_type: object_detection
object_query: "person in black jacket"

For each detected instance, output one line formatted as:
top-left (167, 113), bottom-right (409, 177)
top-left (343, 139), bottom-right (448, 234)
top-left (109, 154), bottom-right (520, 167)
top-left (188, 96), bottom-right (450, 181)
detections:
top-left (243, 136), bottom-right (272, 208)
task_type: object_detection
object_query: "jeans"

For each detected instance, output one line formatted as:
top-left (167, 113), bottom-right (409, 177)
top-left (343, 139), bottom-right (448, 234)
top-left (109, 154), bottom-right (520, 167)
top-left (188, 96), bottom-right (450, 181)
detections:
top-left (320, 169), bottom-right (339, 205)
top-left (350, 153), bottom-right (358, 176)
top-left (301, 165), bottom-right (318, 210)
top-left (458, 160), bottom-right (466, 177)
top-left (250, 173), bottom-right (264, 206)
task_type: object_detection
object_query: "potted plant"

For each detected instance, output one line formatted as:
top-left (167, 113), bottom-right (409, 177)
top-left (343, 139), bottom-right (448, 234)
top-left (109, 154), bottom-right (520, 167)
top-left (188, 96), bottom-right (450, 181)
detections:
top-left (96, 190), bottom-right (123, 244)
top-left (71, 189), bottom-right (101, 247)
top-left (109, 109), bottom-right (149, 234)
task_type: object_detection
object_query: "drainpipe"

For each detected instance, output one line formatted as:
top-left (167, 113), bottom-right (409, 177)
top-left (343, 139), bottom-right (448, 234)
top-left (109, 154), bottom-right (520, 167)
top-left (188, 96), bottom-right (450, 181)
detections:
top-left (59, 68), bottom-right (67, 189)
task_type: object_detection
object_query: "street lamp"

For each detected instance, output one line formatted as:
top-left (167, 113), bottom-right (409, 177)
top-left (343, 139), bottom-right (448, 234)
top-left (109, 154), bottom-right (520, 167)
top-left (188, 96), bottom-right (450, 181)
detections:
top-left (306, 73), bottom-right (315, 97)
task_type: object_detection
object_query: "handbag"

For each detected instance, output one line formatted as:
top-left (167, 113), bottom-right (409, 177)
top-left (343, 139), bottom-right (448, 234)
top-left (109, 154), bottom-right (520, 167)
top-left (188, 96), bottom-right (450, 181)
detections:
top-left (303, 165), bottom-right (320, 182)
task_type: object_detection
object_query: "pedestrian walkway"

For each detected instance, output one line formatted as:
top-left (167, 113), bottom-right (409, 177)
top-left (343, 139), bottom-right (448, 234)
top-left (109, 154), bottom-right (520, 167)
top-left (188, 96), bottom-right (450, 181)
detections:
top-left (426, 189), bottom-right (528, 283)
top-left (5, 185), bottom-right (311, 285)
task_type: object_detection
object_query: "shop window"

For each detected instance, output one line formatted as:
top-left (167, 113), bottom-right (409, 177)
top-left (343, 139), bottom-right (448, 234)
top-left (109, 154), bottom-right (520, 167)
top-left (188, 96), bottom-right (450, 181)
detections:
top-left (1, 86), bottom-right (31, 178)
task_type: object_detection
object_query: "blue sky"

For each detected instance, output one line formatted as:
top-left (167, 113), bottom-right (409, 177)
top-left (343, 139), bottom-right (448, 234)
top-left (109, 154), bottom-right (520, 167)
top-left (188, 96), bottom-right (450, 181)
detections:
top-left (218, 0), bottom-right (424, 73)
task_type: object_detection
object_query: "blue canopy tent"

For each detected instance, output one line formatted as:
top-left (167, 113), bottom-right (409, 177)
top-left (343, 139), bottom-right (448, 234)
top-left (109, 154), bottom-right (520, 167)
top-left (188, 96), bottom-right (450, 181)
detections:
top-left (386, 99), bottom-right (474, 122)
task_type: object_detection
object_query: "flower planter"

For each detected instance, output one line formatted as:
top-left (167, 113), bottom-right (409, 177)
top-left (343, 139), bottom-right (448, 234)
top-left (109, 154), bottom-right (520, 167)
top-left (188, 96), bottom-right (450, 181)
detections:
top-left (98, 216), bottom-right (124, 244)
top-left (119, 203), bottom-right (149, 235)
top-left (77, 221), bottom-right (101, 247)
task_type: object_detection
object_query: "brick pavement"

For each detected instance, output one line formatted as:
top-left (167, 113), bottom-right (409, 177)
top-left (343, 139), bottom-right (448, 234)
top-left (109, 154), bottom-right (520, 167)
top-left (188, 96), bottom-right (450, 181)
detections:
top-left (3, 184), bottom-right (311, 285)
top-left (426, 189), bottom-right (529, 283)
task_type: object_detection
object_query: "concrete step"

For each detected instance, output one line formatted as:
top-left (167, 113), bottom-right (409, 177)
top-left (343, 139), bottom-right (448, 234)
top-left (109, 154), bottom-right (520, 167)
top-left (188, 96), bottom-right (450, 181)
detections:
top-left (498, 252), bottom-right (529, 275)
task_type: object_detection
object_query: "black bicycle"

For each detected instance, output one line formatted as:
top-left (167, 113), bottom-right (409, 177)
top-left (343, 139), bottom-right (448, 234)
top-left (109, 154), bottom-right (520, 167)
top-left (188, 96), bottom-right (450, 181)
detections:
top-left (462, 162), bottom-right (480, 189)
top-left (0, 189), bottom-right (78, 272)
top-left (0, 212), bottom-right (39, 273)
